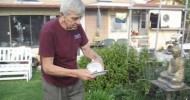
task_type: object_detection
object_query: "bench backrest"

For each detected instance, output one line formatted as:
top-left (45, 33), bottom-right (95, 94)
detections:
top-left (0, 47), bottom-right (32, 62)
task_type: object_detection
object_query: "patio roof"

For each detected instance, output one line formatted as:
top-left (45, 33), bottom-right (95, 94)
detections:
top-left (0, 0), bottom-right (186, 10)
top-left (131, 3), bottom-right (185, 10)
top-left (86, 2), bottom-right (130, 9)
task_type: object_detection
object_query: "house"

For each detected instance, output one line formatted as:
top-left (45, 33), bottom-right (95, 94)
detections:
top-left (86, 0), bottom-right (185, 50)
top-left (0, 0), bottom-right (187, 51)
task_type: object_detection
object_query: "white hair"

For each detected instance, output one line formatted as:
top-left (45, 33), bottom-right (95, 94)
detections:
top-left (60, 0), bottom-right (85, 16)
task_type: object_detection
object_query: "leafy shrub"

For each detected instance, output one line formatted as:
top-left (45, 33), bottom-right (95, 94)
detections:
top-left (184, 56), bottom-right (190, 85)
top-left (78, 43), bottom-right (152, 93)
top-left (108, 84), bottom-right (138, 100)
top-left (85, 90), bottom-right (114, 100)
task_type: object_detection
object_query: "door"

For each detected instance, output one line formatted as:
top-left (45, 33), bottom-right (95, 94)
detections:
top-left (139, 12), bottom-right (149, 47)
top-left (139, 12), bottom-right (147, 35)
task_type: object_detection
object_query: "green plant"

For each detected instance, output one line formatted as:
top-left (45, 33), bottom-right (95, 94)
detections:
top-left (108, 83), bottom-right (149, 100)
top-left (78, 44), bottom-right (152, 92)
top-left (78, 44), bottom-right (129, 91)
top-left (109, 84), bottom-right (137, 100)
top-left (184, 56), bottom-right (190, 85)
top-left (85, 90), bottom-right (114, 100)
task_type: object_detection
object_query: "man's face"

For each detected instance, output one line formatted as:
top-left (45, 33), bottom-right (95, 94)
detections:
top-left (60, 11), bottom-right (82, 30)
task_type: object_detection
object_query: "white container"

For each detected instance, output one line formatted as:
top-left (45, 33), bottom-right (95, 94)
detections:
top-left (86, 62), bottom-right (102, 73)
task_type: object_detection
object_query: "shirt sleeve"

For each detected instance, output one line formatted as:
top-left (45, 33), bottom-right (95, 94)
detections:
top-left (79, 25), bottom-right (88, 46)
top-left (39, 25), bottom-right (55, 57)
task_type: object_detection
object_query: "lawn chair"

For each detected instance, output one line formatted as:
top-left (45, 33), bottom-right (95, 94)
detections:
top-left (102, 38), bottom-right (115, 47)
top-left (117, 38), bottom-right (127, 44)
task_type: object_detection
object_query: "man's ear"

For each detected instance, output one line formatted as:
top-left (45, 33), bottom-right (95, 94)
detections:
top-left (60, 12), bottom-right (64, 16)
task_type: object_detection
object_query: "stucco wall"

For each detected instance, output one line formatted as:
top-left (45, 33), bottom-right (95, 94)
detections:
top-left (85, 9), bottom-right (108, 43)
top-left (149, 30), bottom-right (178, 50)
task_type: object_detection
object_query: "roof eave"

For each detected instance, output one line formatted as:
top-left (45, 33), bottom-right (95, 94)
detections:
top-left (85, 5), bottom-right (128, 10)
top-left (0, 4), bottom-right (60, 8)
top-left (130, 4), bottom-right (185, 10)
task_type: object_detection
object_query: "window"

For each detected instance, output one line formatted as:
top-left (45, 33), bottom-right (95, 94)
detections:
top-left (111, 15), bottom-right (127, 32)
top-left (150, 13), bottom-right (159, 28)
top-left (150, 11), bottom-right (182, 29)
top-left (0, 15), bottom-right (59, 47)
top-left (10, 15), bottom-right (43, 47)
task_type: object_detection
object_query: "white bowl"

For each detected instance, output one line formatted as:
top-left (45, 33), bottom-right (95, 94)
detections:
top-left (86, 62), bottom-right (102, 73)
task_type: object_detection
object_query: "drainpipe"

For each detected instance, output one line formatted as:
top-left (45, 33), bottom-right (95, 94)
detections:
top-left (127, 9), bottom-right (132, 54)
top-left (181, 0), bottom-right (188, 57)
top-left (154, 0), bottom-right (162, 55)
top-left (127, 0), bottom-right (133, 66)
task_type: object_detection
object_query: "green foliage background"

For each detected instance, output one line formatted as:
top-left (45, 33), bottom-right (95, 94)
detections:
top-left (78, 43), bottom-right (190, 100)
top-left (78, 44), bottom-right (152, 94)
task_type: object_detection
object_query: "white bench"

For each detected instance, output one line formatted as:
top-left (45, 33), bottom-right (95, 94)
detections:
top-left (0, 47), bottom-right (32, 81)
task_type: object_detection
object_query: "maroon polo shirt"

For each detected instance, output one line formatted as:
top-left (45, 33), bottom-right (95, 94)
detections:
top-left (39, 18), bottom-right (88, 87)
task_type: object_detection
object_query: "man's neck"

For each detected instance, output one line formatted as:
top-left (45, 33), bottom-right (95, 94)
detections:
top-left (59, 18), bottom-right (67, 30)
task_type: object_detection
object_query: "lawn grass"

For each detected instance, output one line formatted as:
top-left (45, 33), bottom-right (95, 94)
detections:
top-left (0, 69), bottom-right (43, 100)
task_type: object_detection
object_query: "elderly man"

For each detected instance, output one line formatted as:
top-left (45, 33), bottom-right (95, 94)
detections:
top-left (39, 0), bottom-right (104, 100)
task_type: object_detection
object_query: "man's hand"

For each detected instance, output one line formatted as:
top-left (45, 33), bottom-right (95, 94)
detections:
top-left (91, 57), bottom-right (104, 71)
top-left (75, 69), bottom-right (96, 80)
top-left (81, 42), bottom-right (105, 70)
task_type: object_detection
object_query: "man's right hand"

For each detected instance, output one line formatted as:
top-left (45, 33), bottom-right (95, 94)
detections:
top-left (74, 69), bottom-right (96, 80)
